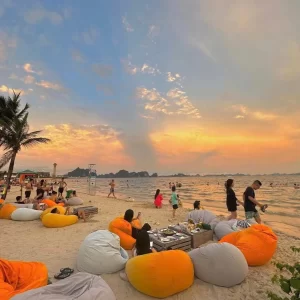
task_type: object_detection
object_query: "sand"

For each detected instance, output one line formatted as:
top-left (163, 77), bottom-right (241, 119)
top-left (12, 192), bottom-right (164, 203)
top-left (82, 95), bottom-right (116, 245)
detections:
top-left (1, 186), bottom-right (300, 300)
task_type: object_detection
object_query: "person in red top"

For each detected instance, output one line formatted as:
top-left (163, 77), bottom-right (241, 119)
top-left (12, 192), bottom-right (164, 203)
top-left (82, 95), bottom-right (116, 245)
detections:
top-left (154, 189), bottom-right (163, 208)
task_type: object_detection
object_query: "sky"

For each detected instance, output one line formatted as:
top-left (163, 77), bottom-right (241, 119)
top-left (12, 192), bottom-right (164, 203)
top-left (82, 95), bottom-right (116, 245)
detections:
top-left (1, 0), bottom-right (300, 175)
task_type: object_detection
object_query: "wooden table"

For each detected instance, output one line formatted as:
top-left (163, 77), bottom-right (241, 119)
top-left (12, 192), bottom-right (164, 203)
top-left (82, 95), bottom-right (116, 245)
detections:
top-left (169, 225), bottom-right (213, 248)
top-left (148, 229), bottom-right (192, 252)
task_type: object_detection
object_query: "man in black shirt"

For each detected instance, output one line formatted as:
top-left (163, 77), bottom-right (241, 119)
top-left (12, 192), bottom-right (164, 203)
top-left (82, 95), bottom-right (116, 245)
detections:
top-left (243, 180), bottom-right (267, 224)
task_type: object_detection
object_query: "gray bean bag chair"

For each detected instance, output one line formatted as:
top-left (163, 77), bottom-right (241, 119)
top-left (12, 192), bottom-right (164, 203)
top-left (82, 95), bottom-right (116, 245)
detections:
top-left (13, 203), bottom-right (34, 209)
top-left (11, 272), bottom-right (116, 300)
top-left (77, 230), bottom-right (128, 275)
top-left (187, 209), bottom-right (219, 229)
top-left (214, 220), bottom-right (236, 240)
top-left (66, 197), bottom-right (83, 206)
top-left (188, 242), bottom-right (248, 287)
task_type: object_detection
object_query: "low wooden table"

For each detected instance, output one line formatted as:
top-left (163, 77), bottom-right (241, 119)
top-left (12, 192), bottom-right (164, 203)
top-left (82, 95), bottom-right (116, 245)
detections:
top-left (169, 225), bottom-right (213, 248)
top-left (148, 229), bottom-right (192, 252)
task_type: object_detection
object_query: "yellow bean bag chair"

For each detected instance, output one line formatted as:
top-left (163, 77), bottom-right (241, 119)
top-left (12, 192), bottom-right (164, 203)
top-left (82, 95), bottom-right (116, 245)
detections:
top-left (42, 213), bottom-right (78, 228)
top-left (40, 206), bottom-right (66, 220)
top-left (108, 217), bottom-right (141, 250)
top-left (0, 204), bottom-right (17, 220)
top-left (41, 199), bottom-right (64, 208)
top-left (0, 258), bottom-right (48, 299)
top-left (126, 250), bottom-right (194, 298)
top-left (220, 224), bottom-right (278, 266)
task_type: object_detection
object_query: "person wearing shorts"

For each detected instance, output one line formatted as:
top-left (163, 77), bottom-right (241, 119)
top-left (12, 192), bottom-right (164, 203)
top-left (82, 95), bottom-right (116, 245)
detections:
top-left (244, 180), bottom-right (268, 224)
top-left (58, 178), bottom-right (67, 198)
top-left (25, 178), bottom-right (33, 200)
top-left (107, 179), bottom-right (116, 198)
top-left (170, 186), bottom-right (178, 219)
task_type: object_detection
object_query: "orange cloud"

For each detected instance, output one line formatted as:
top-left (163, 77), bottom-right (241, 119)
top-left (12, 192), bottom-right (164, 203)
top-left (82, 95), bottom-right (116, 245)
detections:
top-left (149, 127), bottom-right (299, 173)
top-left (16, 124), bottom-right (133, 171)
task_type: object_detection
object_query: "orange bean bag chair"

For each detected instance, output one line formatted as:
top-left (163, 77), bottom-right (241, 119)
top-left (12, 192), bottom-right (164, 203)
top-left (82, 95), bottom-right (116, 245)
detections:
top-left (126, 250), bottom-right (194, 298)
top-left (108, 217), bottom-right (142, 250)
top-left (0, 204), bottom-right (17, 220)
top-left (41, 199), bottom-right (64, 208)
top-left (0, 259), bottom-right (48, 300)
top-left (220, 224), bottom-right (278, 266)
top-left (0, 199), bottom-right (5, 205)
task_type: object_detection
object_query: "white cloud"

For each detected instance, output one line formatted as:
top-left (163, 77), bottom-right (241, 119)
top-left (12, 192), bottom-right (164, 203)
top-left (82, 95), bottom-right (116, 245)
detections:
top-left (82, 27), bottom-right (100, 45)
top-left (122, 16), bottom-right (134, 32)
top-left (36, 80), bottom-right (62, 90)
top-left (23, 75), bottom-right (35, 84)
top-left (71, 49), bottom-right (85, 62)
top-left (141, 64), bottom-right (160, 75)
top-left (23, 63), bottom-right (42, 75)
top-left (136, 87), bottom-right (201, 119)
top-left (231, 104), bottom-right (278, 121)
top-left (253, 111), bottom-right (278, 121)
top-left (148, 25), bottom-right (159, 39)
top-left (0, 85), bottom-right (24, 94)
top-left (235, 115), bottom-right (245, 119)
top-left (24, 8), bottom-right (63, 25)
top-left (121, 59), bottom-right (139, 75)
top-left (167, 72), bottom-right (176, 82)
top-left (232, 104), bottom-right (248, 115)
top-left (191, 39), bottom-right (216, 62)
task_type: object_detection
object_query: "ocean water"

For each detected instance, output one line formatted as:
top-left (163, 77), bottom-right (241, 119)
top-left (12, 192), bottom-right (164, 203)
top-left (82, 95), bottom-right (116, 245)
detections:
top-left (68, 175), bottom-right (300, 237)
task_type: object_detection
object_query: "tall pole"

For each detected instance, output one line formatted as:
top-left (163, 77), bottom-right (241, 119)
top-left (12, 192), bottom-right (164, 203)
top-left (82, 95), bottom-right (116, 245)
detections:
top-left (52, 163), bottom-right (57, 181)
top-left (88, 164), bottom-right (96, 195)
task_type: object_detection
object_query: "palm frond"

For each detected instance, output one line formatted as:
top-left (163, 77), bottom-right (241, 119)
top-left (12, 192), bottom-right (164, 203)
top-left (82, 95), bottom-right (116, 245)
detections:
top-left (21, 137), bottom-right (51, 148)
top-left (23, 130), bottom-right (43, 139)
top-left (0, 150), bottom-right (14, 169)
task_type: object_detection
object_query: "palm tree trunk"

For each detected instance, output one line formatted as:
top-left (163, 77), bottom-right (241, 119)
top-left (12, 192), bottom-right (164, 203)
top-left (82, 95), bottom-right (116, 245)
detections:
top-left (3, 151), bottom-right (17, 200)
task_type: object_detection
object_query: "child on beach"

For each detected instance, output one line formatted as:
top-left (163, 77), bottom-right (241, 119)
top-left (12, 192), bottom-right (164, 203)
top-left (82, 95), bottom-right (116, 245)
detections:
top-left (170, 186), bottom-right (179, 219)
top-left (244, 180), bottom-right (268, 224)
top-left (154, 189), bottom-right (163, 208)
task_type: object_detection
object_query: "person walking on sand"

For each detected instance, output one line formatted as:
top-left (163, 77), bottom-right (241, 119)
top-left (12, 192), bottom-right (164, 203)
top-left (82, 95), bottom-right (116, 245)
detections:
top-left (108, 179), bottom-right (116, 198)
top-left (225, 179), bottom-right (244, 220)
top-left (58, 178), bottom-right (67, 198)
top-left (170, 186), bottom-right (179, 219)
top-left (244, 180), bottom-right (268, 224)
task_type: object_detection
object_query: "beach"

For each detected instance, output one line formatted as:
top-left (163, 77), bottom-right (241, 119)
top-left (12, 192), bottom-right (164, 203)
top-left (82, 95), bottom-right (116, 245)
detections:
top-left (1, 184), bottom-right (300, 300)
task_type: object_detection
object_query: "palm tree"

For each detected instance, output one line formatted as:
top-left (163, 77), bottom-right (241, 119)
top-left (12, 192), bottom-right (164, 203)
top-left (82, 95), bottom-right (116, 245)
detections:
top-left (0, 93), bottom-right (50, 199)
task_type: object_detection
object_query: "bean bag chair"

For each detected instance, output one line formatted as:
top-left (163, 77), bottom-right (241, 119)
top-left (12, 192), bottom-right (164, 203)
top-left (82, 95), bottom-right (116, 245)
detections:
top-left (11, 208), bottom-right (42, 221)
top-left (220, 224), bottom-right (278, 266)
top-left (187, 209), bottom-right (219, 229)
top-left (108, 217), bottom-right (142, 250)
top-left (40, 206), bottom-right (66, 220)
top-left (0, 204), bottom-right (17, 219)
top-left (188, 242), bottom-right (248, 287)
top-left (67, 197), bottom-right (83, 206)
top-left (13, 204), bottom-right (34, 209)
top-left (214, 220), bottom-right (237, 240)
top-left (42, 213), bottom-right (78, 228)
top-left (11, 272), bottom-right (116, 300)
top-left (77, 230), bottom-right (128, 275)
top-left (126, 250), bottom-right (194, 298)
top-left (41, 199), bottom-right (64, 208)
top-left (0, 199), bottom-right (4, 205)
top-left (0, 259), bottom-right (48, 300)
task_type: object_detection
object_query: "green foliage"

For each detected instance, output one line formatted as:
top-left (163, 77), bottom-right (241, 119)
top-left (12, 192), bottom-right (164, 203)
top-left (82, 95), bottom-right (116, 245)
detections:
top-left (268, 247), bottom-right (300, 300)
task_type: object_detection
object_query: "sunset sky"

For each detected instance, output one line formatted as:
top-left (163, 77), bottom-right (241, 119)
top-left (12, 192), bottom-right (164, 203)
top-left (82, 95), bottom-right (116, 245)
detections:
top-left (1, 0), bottom-right (300, 175)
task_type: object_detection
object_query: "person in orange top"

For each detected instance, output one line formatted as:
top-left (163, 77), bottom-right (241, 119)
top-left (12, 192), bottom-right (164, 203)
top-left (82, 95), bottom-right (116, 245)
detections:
top-left (154, 189), bottom-right (163, 208)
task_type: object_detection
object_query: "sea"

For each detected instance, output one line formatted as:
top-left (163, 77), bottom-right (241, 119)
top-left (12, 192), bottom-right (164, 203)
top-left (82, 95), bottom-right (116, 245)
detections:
top-left (67, 175), bottom-right (300, 238)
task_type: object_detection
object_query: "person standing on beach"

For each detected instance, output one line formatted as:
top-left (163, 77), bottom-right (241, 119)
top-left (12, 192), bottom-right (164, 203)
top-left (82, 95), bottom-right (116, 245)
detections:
top-left (243, 180), bottom-right (268, 224)
top-left (108, 179), bottom-right (116, 198)
top-left (58, 178), bottom-right (67, 198)
top-left (225, 179), bottom-right (243, 220)
top-left (170, 186), bottom-right (178, 219)
top-left (154, 189), bottom-right (163, 208)
top-left (24, 178), bottom-right (34, 200)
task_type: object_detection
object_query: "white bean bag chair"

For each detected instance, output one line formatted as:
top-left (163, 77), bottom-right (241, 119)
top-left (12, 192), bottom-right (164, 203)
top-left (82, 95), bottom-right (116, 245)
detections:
top-left (13, 204), bottom-right (34, 209)
top-left (11, 272), bottom-right (116, 300)
top-left (67, 197), bottom-right (83, 206)
top-left (188, 242), bottom-right (248, 287)
top-left (214, 220), bottom-right (237, 240)
top-left (77, 230), bottom-right (128, 275)
top-left (187, 209), bottom-right (219, 229)
top-left (11, 208), bottom-right (42, 221)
